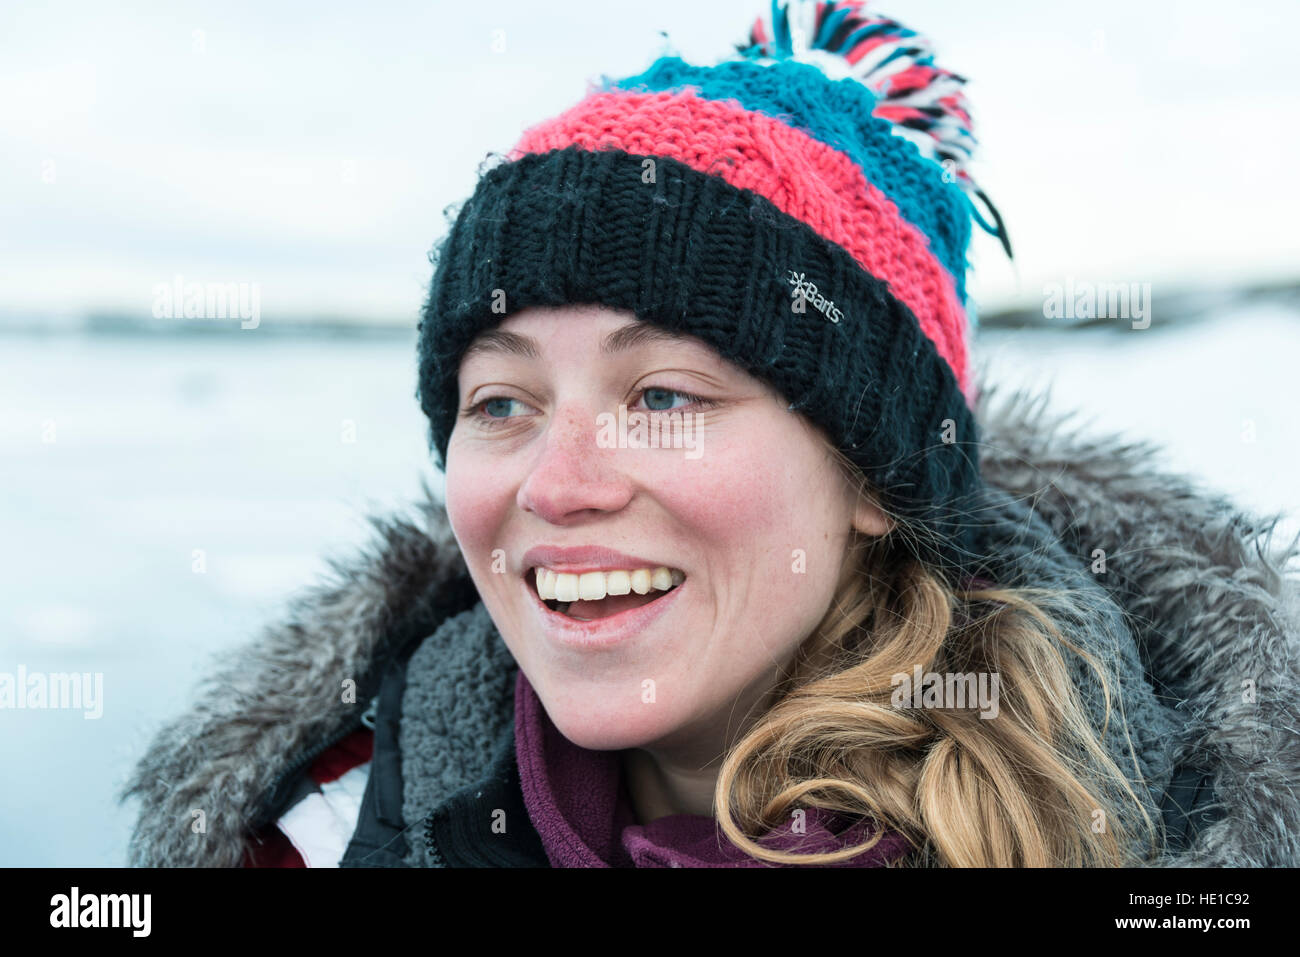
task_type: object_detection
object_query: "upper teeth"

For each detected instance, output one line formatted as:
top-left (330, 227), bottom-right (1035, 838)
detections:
top-left (534, 566), bottom-right (685, 602)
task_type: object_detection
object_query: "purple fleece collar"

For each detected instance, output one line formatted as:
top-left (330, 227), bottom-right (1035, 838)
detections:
top-left (514, 670), bottom-right (910, 868)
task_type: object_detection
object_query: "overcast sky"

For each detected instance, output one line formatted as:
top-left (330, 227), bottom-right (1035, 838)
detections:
top-left (3, 0), bottom-right (1298, 323)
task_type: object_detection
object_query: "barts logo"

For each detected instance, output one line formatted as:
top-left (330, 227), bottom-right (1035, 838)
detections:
top-left (787, 270), bottom-right (844, 324)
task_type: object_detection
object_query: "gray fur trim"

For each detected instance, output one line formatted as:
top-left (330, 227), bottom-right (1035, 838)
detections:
top-left (976, 380), bottom-right (1300, 866)
top-left (118, 478), bottom-right (468, 867)
top-left (118, 383), bottom-right (1300, 867)
top-left (965, 479), bottom-right (1183, 851)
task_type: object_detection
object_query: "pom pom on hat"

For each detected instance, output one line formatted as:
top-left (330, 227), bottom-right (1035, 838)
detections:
top-left (732, 0), bottom-right (1012, 259)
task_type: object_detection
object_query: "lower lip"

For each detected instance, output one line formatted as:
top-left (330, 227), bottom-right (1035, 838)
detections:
top-left (524, 574), bottom-right (685, 650)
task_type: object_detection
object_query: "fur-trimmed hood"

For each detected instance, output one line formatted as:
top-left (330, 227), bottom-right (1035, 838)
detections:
top-left (119, 380), bottom-right (1300, 867)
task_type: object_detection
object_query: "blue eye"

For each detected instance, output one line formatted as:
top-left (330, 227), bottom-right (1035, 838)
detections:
top-left (460, 394), bottom-right (534, 428)
top-left (461, 387), bottom-right (715, 430)
top-left (481, 396), bottom-right (523, 419)
top-left (638, 387), bottom-right (699, 412)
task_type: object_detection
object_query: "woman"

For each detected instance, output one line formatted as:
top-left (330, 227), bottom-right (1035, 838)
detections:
top-left (122, 0), bottom-right (1300, 867)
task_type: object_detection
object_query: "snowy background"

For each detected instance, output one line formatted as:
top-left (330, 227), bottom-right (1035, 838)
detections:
top-left (2, 0), bottom-right (1298, 866)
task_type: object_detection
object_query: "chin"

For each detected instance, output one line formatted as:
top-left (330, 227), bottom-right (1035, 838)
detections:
top-left (542, 692), bottom-right (678, 752)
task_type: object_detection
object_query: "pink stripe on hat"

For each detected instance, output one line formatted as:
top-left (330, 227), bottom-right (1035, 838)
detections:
top-left (509, 87), bottom-right (972, 400)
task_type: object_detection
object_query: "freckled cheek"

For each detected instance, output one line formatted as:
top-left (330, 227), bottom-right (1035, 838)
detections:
top-left (443, 459), bottom-right (513, 569)
top-left (664, 449), bottom-right (793, 555)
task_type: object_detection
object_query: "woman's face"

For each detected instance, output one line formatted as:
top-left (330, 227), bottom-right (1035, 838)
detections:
top-left (444, 304), bottom-right (890, 764)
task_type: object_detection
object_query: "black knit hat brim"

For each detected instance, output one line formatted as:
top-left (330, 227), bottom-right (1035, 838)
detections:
top-left (417, 145), bottom-right (987, 579)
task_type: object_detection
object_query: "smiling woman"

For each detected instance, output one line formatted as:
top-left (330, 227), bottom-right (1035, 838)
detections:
top-left (122, 0), bottom-right (1300, 870)
top-left (444, 303), bottom-right (902, 829)
top-left (441, 304), bottom-right (1164, 867)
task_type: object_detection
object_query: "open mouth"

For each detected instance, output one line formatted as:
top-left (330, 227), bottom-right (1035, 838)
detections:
top-left (527, 567), bottom-right (685, 622)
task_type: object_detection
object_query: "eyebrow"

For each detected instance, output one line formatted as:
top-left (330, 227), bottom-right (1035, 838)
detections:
top-left (461, 321), bottom-right (695, 362)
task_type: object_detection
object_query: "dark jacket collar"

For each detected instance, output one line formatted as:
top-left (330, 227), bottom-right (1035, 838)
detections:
top-left (120, 380), bottom-right (1300, 867)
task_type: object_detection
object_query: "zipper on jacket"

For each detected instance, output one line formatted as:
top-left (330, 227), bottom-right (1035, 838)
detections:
top-left (359, 694), bottom-right (379, 730)
top-left (252, 695), bottom-right (378, 828)
top-left (423, 809), bottom-right (445, 867)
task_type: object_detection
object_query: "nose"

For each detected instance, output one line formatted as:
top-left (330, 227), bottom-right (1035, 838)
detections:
top-left (517, 400), bottom-right (633, 524)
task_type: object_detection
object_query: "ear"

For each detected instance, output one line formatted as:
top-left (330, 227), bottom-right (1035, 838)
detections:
top-left (852, 497), bottom-right (894, 537)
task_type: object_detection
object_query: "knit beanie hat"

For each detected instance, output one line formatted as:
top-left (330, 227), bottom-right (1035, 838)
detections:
top-left (416, 0), bottom-right (1013, 583)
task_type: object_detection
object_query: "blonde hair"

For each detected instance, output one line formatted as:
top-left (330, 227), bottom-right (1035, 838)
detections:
top-left (713, 445), bottom-right (1162, 867)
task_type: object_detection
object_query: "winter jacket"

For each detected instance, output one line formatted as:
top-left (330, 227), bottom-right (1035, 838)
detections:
top-left (119, 382), bottom-right (1300, 867)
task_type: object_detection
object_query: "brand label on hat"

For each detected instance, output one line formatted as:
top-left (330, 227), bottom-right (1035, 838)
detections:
top-left (786, 270), bottom-right (843, 324)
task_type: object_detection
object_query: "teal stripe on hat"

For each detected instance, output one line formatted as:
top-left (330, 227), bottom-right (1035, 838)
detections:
top-left (605, 56), bottom-right (973, 305)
